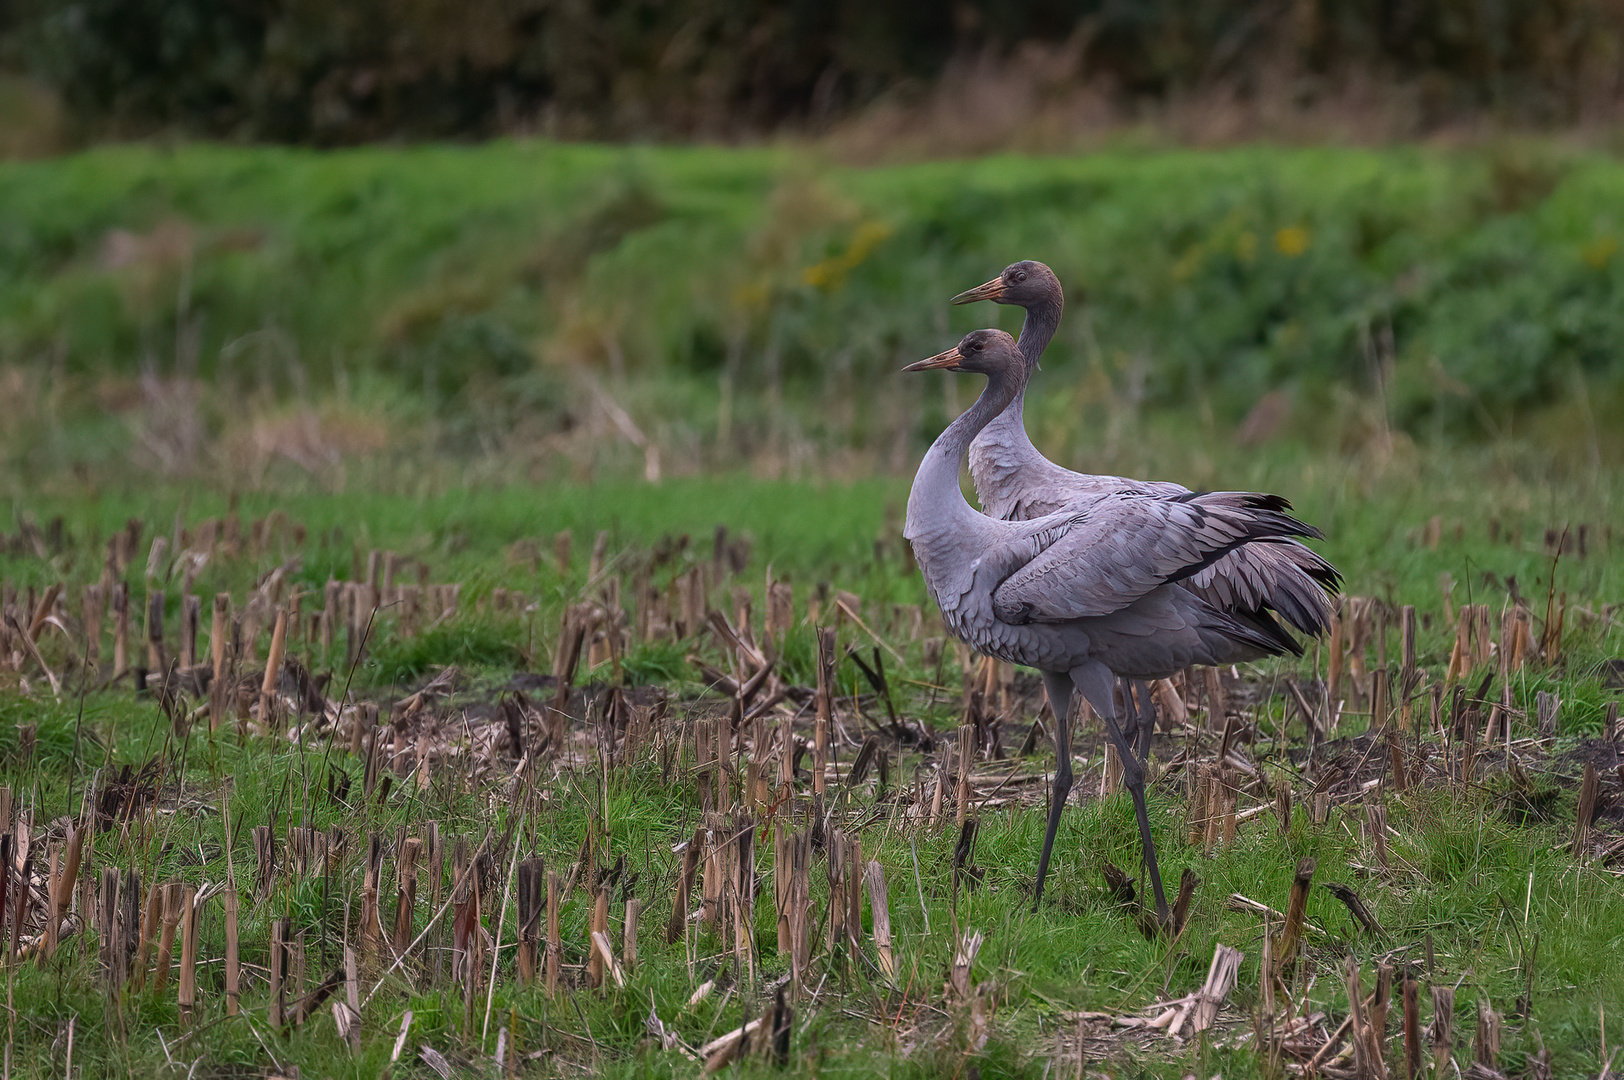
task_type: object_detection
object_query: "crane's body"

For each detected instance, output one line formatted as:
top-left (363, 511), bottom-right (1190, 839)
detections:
top-left (904, 328), bottom-right (1335, 921)
top-left (955, 262), bottom-right (1339, 640)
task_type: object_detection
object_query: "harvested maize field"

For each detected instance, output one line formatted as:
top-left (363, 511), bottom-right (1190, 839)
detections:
top-left (0, 471), bottom-right (1620, 1079)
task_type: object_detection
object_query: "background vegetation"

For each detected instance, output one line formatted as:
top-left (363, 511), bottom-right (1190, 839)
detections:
top-left (5, 0), bottom-right (1624, 141)
top-left (1, 5), bottom-right (1622, 1077)
top-left (3, 140), bottom-right (1623, 497)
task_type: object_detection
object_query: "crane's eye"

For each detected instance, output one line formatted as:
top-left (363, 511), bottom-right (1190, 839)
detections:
top-left (970, 341), bottom-right (983, 351)
top-left (1015, 271), bottom-right (1027, 282)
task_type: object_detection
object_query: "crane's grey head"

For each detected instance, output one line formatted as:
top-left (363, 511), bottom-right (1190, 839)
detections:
top-left (902, 329), bottom-right (1020, 375)
top-left (950, 260), bottom-right (1062, 309)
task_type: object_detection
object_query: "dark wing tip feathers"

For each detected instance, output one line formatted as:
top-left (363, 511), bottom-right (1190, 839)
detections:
top-left (1244, 493), bottom-right (1294, 513)
top-left (1175, 491), bottom-right (1294, 513)
top-left (1210, 603), bottom-right (1303, 659)
top-left (1160, 504), bottom-right (1322, 594)
top-left (1159, 492), bottom-right (1340, 649)
top-left (1312, 559), bottom-right (1343, 592)
top-left (1248, 506), bottom-right (1323, 542)
top-left (1176, 498), bottom-right (1339, 645)
top-left (1250, 609), bottom-right (1306, 657)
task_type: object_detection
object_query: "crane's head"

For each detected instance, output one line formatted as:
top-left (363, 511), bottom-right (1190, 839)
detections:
top-left (902, 329), bottom-right (1019, 375)
top-left (950, 260), bottom-right (1062, 309)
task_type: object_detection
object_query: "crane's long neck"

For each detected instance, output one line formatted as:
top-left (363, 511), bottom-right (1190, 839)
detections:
top-left (907, 367), bottom-right (1022, 540)
top-left (1014, 296), bottom-right (1061, 373)
top-left (968, 296), bottom-right (1063, 513)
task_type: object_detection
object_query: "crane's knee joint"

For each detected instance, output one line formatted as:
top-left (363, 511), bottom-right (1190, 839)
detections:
top-left (1053, 759), bottom-right (1073, 791)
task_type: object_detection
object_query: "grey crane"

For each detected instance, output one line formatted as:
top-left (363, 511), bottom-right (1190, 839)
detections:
top-left (949, 262), bottom-right (1340, 914)
top-left (903, 328), bottom-right (1326, 924)
top-left (951, 261), bottom-right (1339, 641)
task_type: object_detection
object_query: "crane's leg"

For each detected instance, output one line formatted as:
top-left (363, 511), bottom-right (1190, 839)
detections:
top-left (1075, 664), bottom-right (1171, 928)
top-left (1133, 679), bottom-right (1157, 761)
top-left (1032, 670), bottom-right (1075, 911)
top-left (1115, 679), bottom-right (1158, 761)
top-left (1116, 677), bottom-right (1137, 748)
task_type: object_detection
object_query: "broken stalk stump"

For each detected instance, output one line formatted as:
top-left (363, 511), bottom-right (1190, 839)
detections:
top-left (1169, 868), bottom-right (1199, 938)
top-left (863, 857), bottom-right (902, 987)
top-left (623, 897), bottom-right (639, 973)
top-left (97, 869), bottom-right (122, 992)
top-left (1430, 985), bottom-right (1455, 1074)
top-left (259, 607), bottom-right (289, 724)
top-left (588, 885), bottom-right (609, 989)
top-left (1574, 761), bottom-right (1599, 858)
top-left (269, 918), bottom-right (290, 1028)
top-left (545, 870), bottom-right (560, 998)
top-left (1402, 977), bottom-right (1420, 1080)
top-left (1273, 858), bottom-right (1316, 978)
top-left (516, 859), bottom-right (543, 985)
top-left (949, 929), bottom-right (985, 1000)
top-left (668, 828), bottom-right (701, 947)
top-left (1474, 998), bottom-right (1501, 1073)
top-left (152, 882), bottom-right (183, 992)
top-left (177, 887), bottom-right (199, 1023)
top-left (813, 627), bottom-right (834, 800)
top-left (1183, 942), bottom-right (1242, 1036)
top-left (393, 837), bottom-right (423, 953)
top-left (133, 882), bottom-right (160, 990)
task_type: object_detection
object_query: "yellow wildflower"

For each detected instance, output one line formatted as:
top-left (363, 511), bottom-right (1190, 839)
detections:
top-left (1274, 226), bottom-right (1310, 257)
top-left (846, 220), bottom-right (893, 263)
top-left (800, 219), bottom-right (894, 292)
top-left (1172, 246), bottom-right (1205, 281)
top-left (732, 281), bottom-right (771, 310)
top-left (1581, 235), bottom-right (1617, 270)
top-left (801, 262), bottom-right (833, 289)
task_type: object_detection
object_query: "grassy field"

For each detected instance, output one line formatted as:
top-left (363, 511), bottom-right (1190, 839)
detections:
top-left (1, 453), bottom-right (1622, 1078)
top-left (3, 139), bottom-right (1624, 493)
top-left (1, 138), bottom-right (1623, 1078)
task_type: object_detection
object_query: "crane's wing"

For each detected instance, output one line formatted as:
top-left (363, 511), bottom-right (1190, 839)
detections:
top-left (980, 461), bottom-right (1190, 520)
top-left (991, 492), bottom-right (1319, 624)
top-left (1186, 539), bottom-right (1341, 636)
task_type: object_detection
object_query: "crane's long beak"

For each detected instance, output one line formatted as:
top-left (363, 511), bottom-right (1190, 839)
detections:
top-left (902, 347), bottom-right (963, 372)
top-left (950, 276), bottom-right (1005, 304)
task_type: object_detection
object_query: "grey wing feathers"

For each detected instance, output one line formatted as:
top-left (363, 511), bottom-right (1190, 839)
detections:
top-left (996, 472), bottom-right (1341, 640)
top-left (991, 492), bottom-right (1323, 625)
top-left (1000, 473), bottom-right (1187, 519)
top-left (991, 511), bottom-right (1091, 577)
top-left (1185, 540), bottom-right (1340, 637)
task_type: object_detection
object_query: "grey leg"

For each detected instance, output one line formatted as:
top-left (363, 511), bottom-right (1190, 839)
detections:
top-left (1075, 665), bottom-right (1171, 927)
top-left (1032, 671), bottom-right (1075, 910)
top-left (1133, 679), bottom-right (1157, 761)
top-left (1115, 678), bottom-right (1158, 780)
top-left (1117, 677), bottom-right (1137, 747)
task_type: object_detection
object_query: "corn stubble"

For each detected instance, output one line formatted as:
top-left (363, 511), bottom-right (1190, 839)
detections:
top-left (0, 500), bottom-right (1616, 1076)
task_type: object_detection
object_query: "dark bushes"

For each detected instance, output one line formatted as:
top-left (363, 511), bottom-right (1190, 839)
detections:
top-left (7, 0), bottom-right (1624, 142)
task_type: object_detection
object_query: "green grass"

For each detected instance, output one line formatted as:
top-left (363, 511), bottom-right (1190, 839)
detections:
top-left (5, 691), bottom-right (1619, 1078)
top-left (3, 140), bottom-right (1624, 490)
top-left (0, 465), bottom-right (1620, 1077)
top-left (7, 445), bottom-right (1619, 667)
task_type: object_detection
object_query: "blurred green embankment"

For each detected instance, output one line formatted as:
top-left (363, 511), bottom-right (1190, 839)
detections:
top-left (2, 140), bottom-right (1622, 491)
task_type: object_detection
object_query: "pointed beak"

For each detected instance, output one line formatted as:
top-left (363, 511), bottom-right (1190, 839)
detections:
top-left (903, 346), bottom-right (963, 372)
top-left (950, 276), bottom-right (1005, 305)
